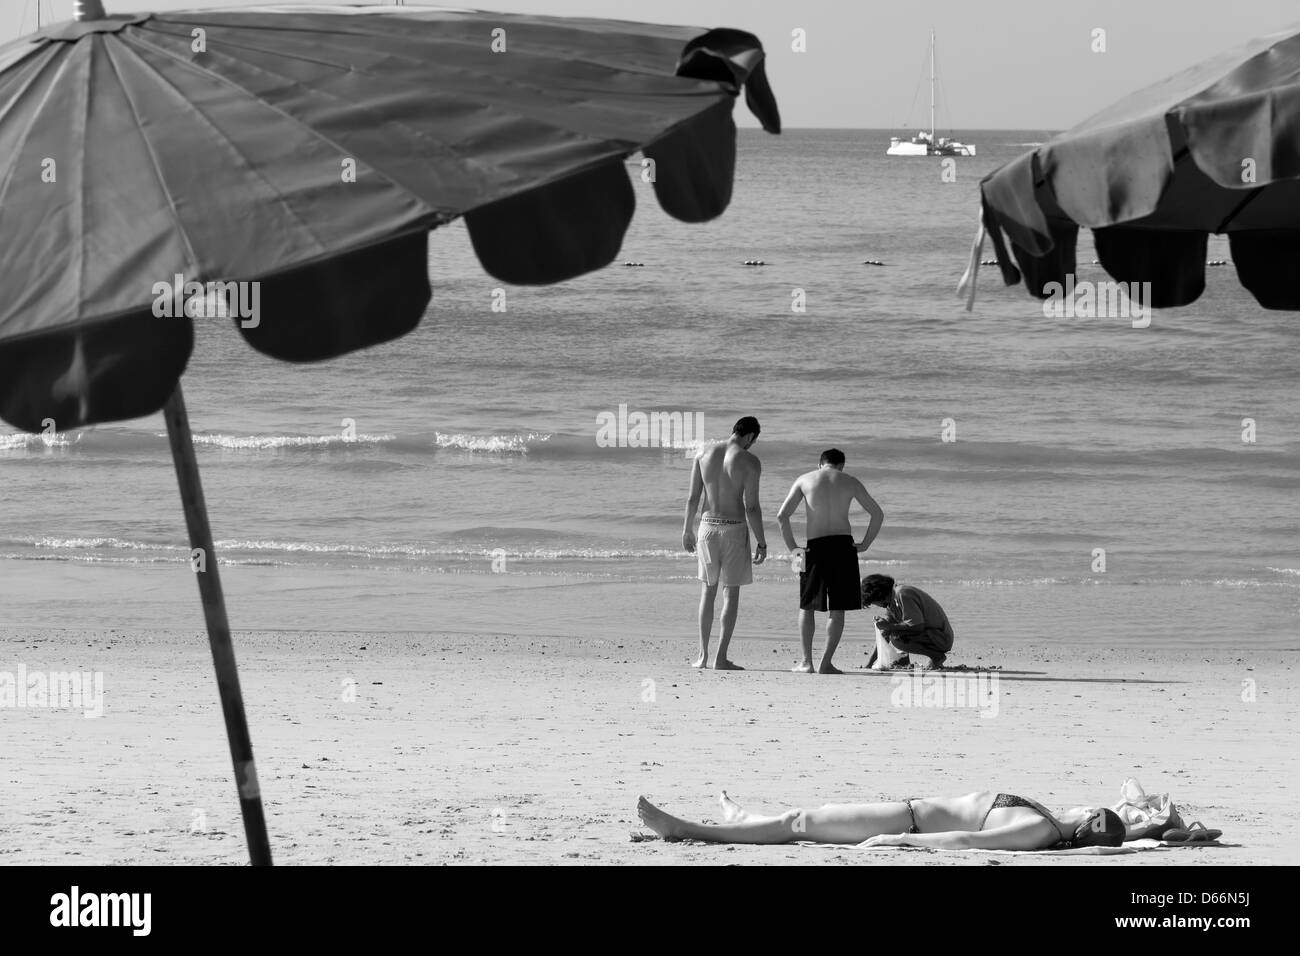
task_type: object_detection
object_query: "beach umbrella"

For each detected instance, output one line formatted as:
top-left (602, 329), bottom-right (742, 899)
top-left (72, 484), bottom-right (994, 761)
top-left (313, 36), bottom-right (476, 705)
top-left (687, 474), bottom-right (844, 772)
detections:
top-left (958, 22), bottom-right (1300, 311)
top-left (0, 0), bottom-right (779, 864)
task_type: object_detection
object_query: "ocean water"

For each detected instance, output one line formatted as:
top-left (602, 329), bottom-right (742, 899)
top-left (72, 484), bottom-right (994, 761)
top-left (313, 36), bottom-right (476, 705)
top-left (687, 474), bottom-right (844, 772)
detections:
top-left (2, 129), bottom-right (1298, 645)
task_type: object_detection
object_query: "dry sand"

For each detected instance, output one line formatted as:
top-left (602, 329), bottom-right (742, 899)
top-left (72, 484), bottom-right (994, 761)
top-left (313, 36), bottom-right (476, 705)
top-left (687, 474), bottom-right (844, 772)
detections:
top-left (1, 618), bottom-right (1294, 865)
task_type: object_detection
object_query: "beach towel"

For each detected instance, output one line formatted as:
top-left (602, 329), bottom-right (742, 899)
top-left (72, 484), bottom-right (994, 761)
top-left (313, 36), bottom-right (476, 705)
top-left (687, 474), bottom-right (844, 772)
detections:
top-left (635, 835), bottom-right (1226, 855)
top-left (795, 839), bottom-right (1148, 855)
top-left (795, 838), bottom-right (1222, 855)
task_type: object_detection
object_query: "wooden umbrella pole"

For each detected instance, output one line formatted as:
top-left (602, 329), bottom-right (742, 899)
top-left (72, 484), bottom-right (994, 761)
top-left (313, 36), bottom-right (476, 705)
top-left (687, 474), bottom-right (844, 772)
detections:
top-left (163, 384), bottom-right (273, 866)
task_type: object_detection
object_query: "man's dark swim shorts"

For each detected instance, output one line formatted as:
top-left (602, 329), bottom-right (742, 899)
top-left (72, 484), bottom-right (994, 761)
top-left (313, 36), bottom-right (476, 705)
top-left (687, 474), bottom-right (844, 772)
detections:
top-left (799, 535), bottom-right (862, 611)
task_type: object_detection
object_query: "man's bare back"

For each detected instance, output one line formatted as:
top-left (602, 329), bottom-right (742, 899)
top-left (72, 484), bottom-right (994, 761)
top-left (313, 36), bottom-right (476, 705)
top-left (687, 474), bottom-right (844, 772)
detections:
top-left (697, 442), bottom-right (758, 520)
top-left (790, 467), bottom-right (869, 539)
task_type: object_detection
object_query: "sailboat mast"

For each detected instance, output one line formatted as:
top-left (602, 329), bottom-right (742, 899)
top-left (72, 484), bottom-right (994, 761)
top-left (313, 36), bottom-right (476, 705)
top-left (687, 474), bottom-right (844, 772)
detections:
top-left (929, 29), bottom-right (935, 142)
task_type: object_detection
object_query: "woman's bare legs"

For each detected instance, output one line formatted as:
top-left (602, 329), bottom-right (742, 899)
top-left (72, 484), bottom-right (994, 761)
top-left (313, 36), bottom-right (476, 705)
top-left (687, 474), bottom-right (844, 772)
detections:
top-left (637, 792), bottom-right (913, 845)
top-left (638, 794), bottom-right (797, 843)
top-left (719, 791), bottom-right (748, 822)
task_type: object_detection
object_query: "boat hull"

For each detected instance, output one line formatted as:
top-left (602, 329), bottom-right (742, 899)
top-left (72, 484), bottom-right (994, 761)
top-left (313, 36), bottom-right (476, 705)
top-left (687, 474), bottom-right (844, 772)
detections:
top-left (886, 141), bottom-right (976, 157)
top-left (886, 141), bottom-right (929, 156)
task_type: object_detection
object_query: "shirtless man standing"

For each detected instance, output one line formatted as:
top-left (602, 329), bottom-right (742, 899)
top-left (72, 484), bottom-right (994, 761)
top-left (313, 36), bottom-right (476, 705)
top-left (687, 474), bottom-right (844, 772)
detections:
top-left (777, 449), bottom-right (884, 674)
top-left (682, 416), bottom-right (766, 669)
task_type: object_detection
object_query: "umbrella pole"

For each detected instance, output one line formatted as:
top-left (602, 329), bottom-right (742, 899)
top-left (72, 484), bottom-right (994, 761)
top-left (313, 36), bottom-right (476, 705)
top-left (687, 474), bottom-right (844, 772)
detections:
top-left (163, 384), bottom-right (273, 866)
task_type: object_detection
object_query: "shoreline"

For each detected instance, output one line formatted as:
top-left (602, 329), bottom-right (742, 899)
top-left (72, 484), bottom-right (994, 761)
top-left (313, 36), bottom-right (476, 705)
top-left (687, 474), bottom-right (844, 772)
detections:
top-left (1, 559), bottom-right (1295, 650)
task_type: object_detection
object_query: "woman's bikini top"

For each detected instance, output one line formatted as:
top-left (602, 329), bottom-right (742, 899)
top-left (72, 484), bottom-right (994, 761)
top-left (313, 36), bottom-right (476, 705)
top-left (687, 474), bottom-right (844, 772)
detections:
top-left (980, 793), bottom-right (1064, 841)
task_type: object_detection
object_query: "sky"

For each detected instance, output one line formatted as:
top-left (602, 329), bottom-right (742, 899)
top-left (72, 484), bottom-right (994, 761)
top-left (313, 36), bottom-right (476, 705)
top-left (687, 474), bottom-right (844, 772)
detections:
top-left (6, 0), bottom-right (1299, 129)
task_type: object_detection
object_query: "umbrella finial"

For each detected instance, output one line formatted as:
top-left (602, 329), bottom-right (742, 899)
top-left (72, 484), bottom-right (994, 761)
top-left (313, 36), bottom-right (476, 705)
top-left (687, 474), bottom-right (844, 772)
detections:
top-left (74, 0), bottom-right (107, 21)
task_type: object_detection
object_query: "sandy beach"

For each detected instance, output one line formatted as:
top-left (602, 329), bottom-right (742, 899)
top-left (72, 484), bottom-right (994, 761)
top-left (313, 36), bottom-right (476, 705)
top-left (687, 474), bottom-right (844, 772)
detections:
top-left (3, 572), bottom-right (1294, 866)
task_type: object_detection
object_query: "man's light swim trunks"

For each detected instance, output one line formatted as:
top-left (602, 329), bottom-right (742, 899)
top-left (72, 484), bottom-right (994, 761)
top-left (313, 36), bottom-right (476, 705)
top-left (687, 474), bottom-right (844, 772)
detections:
top-left (697, 514), bottom-right (753, 587)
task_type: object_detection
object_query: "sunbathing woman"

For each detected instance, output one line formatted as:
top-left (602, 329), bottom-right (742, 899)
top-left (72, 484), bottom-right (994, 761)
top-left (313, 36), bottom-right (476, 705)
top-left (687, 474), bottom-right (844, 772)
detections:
top-left (637, 790), bottom-right (1126, 850)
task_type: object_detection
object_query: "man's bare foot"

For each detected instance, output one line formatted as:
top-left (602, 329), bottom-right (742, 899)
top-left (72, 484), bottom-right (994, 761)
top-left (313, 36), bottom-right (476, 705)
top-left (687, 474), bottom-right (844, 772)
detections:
top-left (713, 659), bottom-right (744, 670)
top-left (818, 662), bottom-right (844, 675)
top-left (637, 796), bottom-right (687, 840)
top-left (792, 661), bottom-right (814, 673)
top-left (692, 654), bottom-right (708, 669)
top-left (719, 790), bottom-right (748, 823)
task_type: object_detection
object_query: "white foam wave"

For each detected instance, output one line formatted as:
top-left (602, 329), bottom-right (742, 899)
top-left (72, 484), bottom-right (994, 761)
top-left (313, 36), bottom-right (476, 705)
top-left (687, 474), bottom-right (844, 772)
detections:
top-left (433, 431), bottom-right (551, 453)
top-left (179, 432), bottom-right (396, 450)
top-left (218, 541), bottom-right (691, 561)
top-left (1, 431), bottom-right (80, 449)
top-left (18, 536), bottom-right (177, 551)
top-left (12, 536), bottom-right (743, 562)
top-left (954, 578), bottom-right (1070, 587)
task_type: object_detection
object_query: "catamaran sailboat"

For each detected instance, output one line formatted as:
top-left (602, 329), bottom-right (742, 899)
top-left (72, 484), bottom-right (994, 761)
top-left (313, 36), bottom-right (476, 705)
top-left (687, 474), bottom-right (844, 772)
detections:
top-left (887, 31), bottom-right (976, 157)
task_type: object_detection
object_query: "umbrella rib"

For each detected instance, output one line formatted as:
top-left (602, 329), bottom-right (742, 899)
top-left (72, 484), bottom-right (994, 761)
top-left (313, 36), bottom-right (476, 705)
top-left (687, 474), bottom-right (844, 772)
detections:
top-left (72, 43), bottom-right (92, 324)
top-left (1170, 144), bottom-right (1265, 233)
top-left (123, 26), bottom-right (677, 209)
top-left (167, 13), bottom-right (719, 84)
top-left (107, 35), bottom-right (444, 276)
top-left (128, 27), bottom-right (500, 189)
top-left (1214, 189), bottom-right (1264, 233)
top-left (0, 45), bottom-right (88, 330)
top-left (99, 40), bottom-right (204, 279)
top-left (120, 30), bottom-right (475, 231)
top-left (0, 44), bottom-right (63, 246)
top-left (156, 22), bottom-right (698, 140)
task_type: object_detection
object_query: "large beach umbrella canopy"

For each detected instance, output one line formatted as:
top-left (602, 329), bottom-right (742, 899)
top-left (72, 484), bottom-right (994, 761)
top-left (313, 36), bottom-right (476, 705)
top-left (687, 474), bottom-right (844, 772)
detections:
top-left (959, 22), bottom-right (1300, 310)
top-left (0, 0), bottom-right (779, 864)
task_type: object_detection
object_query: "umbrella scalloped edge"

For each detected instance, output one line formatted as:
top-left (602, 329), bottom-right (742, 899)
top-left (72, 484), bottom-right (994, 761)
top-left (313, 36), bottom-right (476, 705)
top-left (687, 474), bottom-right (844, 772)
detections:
top-left (972, 24), bottom-right (1300, 313)
top-left (0, 10), bottom-right (780, 432)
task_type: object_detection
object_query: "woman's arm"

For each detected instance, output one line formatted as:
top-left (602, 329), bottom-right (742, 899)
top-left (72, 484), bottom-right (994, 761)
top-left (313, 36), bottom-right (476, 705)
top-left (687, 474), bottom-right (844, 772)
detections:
top-left (864, 819), bottom-right (1057, 851)
top-left (878, 590), bottom-right (925, 639)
